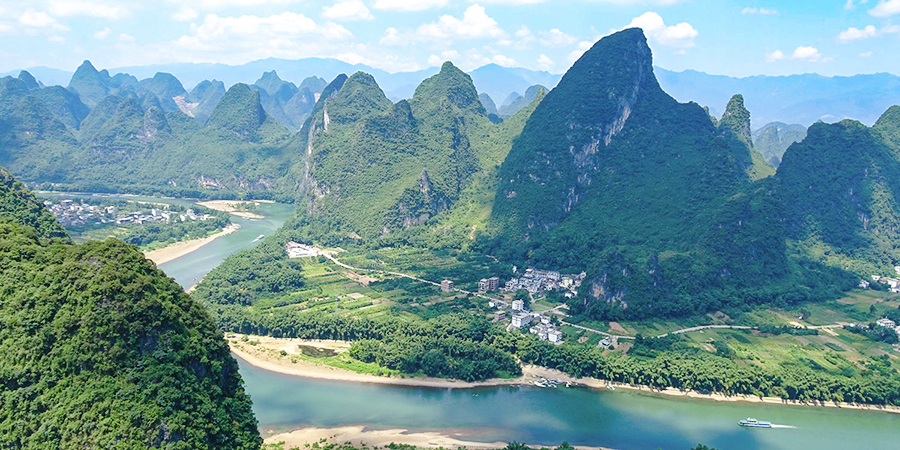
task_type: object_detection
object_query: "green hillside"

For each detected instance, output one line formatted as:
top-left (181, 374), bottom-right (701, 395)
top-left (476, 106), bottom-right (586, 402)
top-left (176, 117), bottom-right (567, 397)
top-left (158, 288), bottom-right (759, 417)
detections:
top-left (776, 111), bottom-right (900, 277)
top-left (0, 168), bottom-right (261, 449)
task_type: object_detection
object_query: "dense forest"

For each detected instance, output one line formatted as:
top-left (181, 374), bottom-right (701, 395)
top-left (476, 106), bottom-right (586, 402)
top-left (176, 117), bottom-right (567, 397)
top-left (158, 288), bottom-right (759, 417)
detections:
top-left (0, 168), bottom-right (261, 449)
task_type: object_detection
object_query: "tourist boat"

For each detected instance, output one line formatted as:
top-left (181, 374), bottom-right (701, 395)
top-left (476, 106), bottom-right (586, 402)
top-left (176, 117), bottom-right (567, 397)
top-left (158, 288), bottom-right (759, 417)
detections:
top-left (738, 418), bottom-right (772, 428)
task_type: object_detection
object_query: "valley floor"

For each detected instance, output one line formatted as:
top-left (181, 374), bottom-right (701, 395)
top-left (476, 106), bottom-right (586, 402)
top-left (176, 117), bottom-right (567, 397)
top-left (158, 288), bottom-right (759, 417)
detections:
top-left (229, 334), bottom-right (900, 415)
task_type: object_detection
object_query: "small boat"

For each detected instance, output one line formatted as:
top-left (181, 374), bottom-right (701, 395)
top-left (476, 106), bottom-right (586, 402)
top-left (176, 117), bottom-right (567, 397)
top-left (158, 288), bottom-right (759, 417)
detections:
top-left (738, 418), bottom-right (772, 428)
top-left (606, 384), bottom-right (615, 390)
top-left (252, 234), bottom-right (265, 242)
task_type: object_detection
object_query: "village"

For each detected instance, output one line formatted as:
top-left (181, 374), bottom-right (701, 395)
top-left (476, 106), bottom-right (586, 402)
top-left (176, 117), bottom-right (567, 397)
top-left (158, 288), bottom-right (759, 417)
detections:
top-left (285, 241), bottom-right (584, 345)
top-left (44, 198), bottom-right (215, 228)
top-left (444, 266), bottom-right (585, 345)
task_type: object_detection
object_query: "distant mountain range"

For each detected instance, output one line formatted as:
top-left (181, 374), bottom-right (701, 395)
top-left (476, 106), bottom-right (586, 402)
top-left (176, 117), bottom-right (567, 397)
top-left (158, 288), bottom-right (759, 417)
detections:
top-left (6, 59), bottom-right (899, 127)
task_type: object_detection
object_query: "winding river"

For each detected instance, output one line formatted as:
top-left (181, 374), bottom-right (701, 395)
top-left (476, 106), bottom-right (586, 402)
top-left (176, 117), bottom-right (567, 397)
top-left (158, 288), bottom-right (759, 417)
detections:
top-left (135, 197), bottom-right (900, 450)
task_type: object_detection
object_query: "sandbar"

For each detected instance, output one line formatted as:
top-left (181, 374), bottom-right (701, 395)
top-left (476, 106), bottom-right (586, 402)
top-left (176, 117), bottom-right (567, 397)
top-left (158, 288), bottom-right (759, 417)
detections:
top-left (231, 334), bottom-right (900, 415)
top-left (263, 425), bottom-right (618, 450)
top-left (197, 200), bottom-right (265, 219)
top-left (144, 223), bottom-right (239, 265)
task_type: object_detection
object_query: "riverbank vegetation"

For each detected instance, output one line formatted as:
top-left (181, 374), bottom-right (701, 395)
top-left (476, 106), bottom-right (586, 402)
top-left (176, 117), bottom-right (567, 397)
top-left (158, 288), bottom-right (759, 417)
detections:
top-left (197, 245), bottom-right (900, 406)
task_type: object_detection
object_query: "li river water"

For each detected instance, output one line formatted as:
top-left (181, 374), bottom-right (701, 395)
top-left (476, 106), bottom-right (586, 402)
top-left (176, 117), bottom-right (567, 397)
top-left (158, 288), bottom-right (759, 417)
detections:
top-left (79, 195), bottom-right (898, 450)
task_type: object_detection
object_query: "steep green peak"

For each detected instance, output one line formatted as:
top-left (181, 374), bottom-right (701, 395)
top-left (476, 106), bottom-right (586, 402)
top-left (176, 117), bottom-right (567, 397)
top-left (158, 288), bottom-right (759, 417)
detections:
top-left (524, 84), bottom-right (547, 100)
top-left (69, 60), bottom-right (102, 85)
top-left (0, 166), bottom-right (70, 242)
top-left (206, 82), bottom-right (267, 136)
top-left (139, 72), bottom-right (186, 98)
top-left (479, 93), bottom-right (498, 116)
top-left (298, 74), bottom-right (347, 139)
top-left (321, 73), bottom-right (348, 102)
top-left (17, 70), bottom-right (39, 89)
top-left (564, 27), bottom-right (658, 95)
top-left (187, 79), bottom-right (225, 102)
top-left (329, 71), bottom-right (392, 124)
top-left (299, 75), bottom-right (328, 94)
top-left (873, 105), bottom-right (900, 151)
top-left (255, 70), bottom-right (291, 96)
top-left (412, 61), bottom-right (485, 115)
top-left (718, 94), bottom-right (752, 146)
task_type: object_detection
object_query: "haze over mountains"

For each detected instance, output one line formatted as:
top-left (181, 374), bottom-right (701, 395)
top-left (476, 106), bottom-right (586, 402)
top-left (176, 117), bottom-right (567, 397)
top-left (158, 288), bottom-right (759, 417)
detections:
top-left (6, 57), bottom-right (899, 128)
top-left (4, 26), bottom-right (900, 323)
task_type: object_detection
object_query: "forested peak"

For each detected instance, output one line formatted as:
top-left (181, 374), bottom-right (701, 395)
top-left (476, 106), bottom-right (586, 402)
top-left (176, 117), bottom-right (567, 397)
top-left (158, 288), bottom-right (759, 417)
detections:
top-left (479, 93), bottom-right (498, 116)
top-left (143, 106), bottom-right (170, 135)
top-left (412, 61), bottom-right (485, 115)
top-left (206, 82), bottom-right (267, 135)
top-left (255, 70), bottom-right (295, 97)
top-left (322, 73), bottom-right (348, 101)
top-left (299, 75), bottom-right (328, 93)
top-left (872, 105), bottom-right (900, 150)
top-left (69, 60), bottom-right (107, 87)
top-left (0, 166), bottom-right (70, 242)
top-left (524, 84), bottom-right (547, 99)
top-left (563, 28), bottom-right (658, 99)
top-left (328, 71), bottom-right (392, 124)
top-left (718, 94), bottom-right (752, 146)
top-left (17, 70), bottom-right (39, 90)
top-left (139, 72), bottom-right (186, 98)
top-left (187, 79), bottom-right (226, 103)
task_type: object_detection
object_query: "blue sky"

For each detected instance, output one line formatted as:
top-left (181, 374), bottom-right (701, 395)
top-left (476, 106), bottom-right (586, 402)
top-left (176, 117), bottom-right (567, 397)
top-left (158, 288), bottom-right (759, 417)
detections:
top-left (1, 0), bottom-right (899, 77)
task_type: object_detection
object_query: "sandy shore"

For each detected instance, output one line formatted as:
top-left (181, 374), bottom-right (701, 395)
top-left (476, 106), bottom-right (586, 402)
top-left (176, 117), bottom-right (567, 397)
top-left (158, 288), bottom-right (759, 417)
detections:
top-left (144, 223), bottom-right (239, 265)
top-left (231, 334), bottom-right (900, 415)
top-left (263, 425), bottom-right (618, 450)
top-left (197, 200), bottom-right (265, 219)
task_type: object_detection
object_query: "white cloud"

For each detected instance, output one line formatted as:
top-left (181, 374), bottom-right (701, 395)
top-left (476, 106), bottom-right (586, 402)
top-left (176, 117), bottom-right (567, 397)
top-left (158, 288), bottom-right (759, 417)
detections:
top-left (322, 1), bottom-right (373, 21)
top-left (119, 33), bottom-right (135, 42)
top-left (49, 1), bottom-right (129, 19)
top-left (791, 46), bottom-right (822, 61)
top-left (427, 54), bottom-right (443, 66)
top-left (539, 28), bottom-right (577, 46)
top-left (379, 27), bottom-right (403, 45)
top-left (48, 34), bottom-right (65, 43)
top-left (765, 49), bottom-right (785, 62)
top-left (870, 0), bottom-right (900, 16)
top-left (627, 12), bottom-right (698, 48)
top-left (167, 12), bottom-right (356, 65)
top-left (741, 7), bottom-right (777, 15)
top-left (173, 7), bottom-right (199, 22)
top-left (846, 0), bottom-right (855, 10)
top-left (860, 50), bottom-right (873, 57)
top-left (883, 24), bottom-right (900, 33)
top-left (537, 53), bottom-right (554, 71)
top-left (838, 25), bottom-right (878, 41)
top-left (93, 27), bottom-right (111, 39)
top-left (567, 40), bottom-right (593, 63)
top-left (414, 4), bottom-right (506, 41)
top-left (492, 54), bottom-right (516, 67)
top-left (18, 11), bottom-right (68, 31)
top-left (373, 0), bottom-right (448, 11)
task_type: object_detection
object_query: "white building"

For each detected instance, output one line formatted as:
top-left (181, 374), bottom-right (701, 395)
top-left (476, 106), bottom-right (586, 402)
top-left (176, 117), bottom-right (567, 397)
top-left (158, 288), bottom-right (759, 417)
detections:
top-left (286, 242), bottom-right (318, 258)
top-left (876, 318), bottom-right (896, 329)
top-left (441, 280), bottom-right (454, 293)
top-left (548, 330), bottom-right (563, 343)
top-left (511, 313), bottom-right (532, 328)
top-left (511, 299), bottom-right (524, 311)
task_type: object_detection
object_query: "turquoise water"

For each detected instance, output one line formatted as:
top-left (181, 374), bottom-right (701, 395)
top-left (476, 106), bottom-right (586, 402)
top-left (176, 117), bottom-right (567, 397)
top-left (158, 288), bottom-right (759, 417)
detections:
top-left (237, 356), bottom-right (900, 450)
top-left (158, 202), bottom-right (295, 288)
top-left (65, 193), bottom-right (897, 450)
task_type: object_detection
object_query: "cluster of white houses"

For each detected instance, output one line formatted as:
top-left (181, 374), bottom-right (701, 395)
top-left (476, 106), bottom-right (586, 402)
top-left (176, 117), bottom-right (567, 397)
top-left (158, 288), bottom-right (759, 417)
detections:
top-left (509, 300), bottom-right (564, 343)
top-left (875, 318), bottom-right (900, 338)
top-left (503, 268), bottom-right (586, 298)
top-left (870, 275), bottom-right (900, 293)
top-left (45, 200), bottom-right (213, 227)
